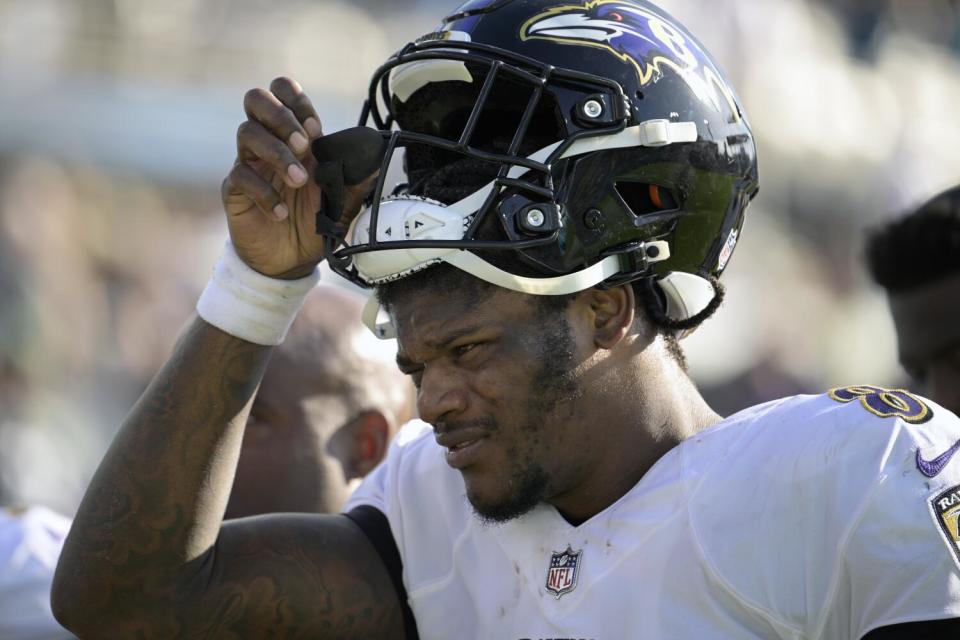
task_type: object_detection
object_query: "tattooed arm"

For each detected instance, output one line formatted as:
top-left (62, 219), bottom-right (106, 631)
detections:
top-left (51, 319), bottom-right (404, 638)
top-left (52, 78), bottom-right (401, 638)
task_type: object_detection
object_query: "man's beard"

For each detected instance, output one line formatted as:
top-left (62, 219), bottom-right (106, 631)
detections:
top-left (470, 310), bottom-right (579, 524)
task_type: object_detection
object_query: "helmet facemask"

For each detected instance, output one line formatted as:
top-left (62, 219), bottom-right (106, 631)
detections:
top-left (328, 39), bottom-right (679, 286)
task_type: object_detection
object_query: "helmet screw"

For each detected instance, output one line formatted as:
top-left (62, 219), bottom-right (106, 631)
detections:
top-left (646, 245), bottom-right (661, 259)
top-left (525, 208), bottom-right (545, 228)
top-left (584, 208), bottom-right (604, 230)
top-left (583, 99), bottom-right (603, 119)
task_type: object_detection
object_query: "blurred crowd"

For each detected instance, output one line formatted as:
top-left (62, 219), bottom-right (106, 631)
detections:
top-left (0, 0), bottom-right (959, 516)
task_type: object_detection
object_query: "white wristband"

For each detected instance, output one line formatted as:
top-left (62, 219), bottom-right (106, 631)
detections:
top-left (196, 242), bottom-right (320, 345)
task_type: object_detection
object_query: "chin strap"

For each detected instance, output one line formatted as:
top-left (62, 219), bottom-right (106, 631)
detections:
top-left (362, 294), bottom-right (395, 339)
top-left (657, 272), bottom-right (717, 322)
top-left (644, 272), bottom-right (722, 340)
top-left (443, 251), bottom-right (624, 296)
top-left (359, 242), bottom-right (672, 339)
top-left (360, 265), bottom-right (714, 341)
top-left (358, 254), bottom-right (626, 340)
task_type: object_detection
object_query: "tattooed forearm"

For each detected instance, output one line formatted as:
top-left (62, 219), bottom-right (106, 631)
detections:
top-left (52, 316), bottom-right (403, 638)
top-left (52, 317), bottom-right (403, 638)
top-left (52, 316), bottom-right (270, 631)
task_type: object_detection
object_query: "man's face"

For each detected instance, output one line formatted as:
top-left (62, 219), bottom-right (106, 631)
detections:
top-left (889, 273), bottom-right (960, 416)
top-left (227, 352), bottom-right (352, 518)
top-left (393, 286), bottom-right (591, 523)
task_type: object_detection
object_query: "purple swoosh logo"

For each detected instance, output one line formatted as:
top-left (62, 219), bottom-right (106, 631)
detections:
top-left (917, 439), bottom-right (960, 478)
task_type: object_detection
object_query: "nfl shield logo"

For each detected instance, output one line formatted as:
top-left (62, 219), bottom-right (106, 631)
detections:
top-left (545, 545), bottom-right (582, 599)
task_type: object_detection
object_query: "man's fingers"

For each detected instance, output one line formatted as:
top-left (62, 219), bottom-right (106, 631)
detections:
top-left (243, 87), bottom-right (311, 156)
top-left (236, 120), bottom-right (308, 188)
top-left (269, 77), bottom-right (323, 139)
top-left (223, 163), bottom-right (288, 221)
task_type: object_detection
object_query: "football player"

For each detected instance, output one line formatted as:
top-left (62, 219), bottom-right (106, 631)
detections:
top-left (52, 1), bottom-right (960, 638)
top-left (866, 185), bottom-right (960, 417)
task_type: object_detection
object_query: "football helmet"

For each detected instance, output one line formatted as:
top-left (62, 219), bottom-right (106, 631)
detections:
top-left (324, 0), bottom-right (758, 335)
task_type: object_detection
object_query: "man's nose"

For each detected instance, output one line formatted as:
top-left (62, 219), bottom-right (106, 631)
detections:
top-left (417, 365), bottom-right (468, 425)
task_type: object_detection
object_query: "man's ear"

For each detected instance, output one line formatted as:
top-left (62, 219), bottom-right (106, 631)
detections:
top-left (583, 284), bottom-right (636, 349)
top-left (341, 410), bottom-right (390, 480)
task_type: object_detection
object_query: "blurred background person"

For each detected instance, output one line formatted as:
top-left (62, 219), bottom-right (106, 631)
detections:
top-left (0, 505), bottom-right (72, 639)
top-left (865, 185), bottom-right (960, 415)
top-left (226, 284), bottom-right (415, 517)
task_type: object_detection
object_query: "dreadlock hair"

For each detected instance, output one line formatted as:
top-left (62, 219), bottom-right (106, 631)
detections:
top-left (865, 185), bottom-right (960, 293)
top-left (634, 275), bottom-right (725, 371)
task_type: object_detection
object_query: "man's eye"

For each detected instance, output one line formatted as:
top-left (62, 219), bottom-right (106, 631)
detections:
top-left (453, 343), bottom-right (480, 358)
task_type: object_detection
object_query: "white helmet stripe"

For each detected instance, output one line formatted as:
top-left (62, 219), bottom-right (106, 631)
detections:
top-left (444, 119), bottom-right (698, 219)
top-left (359, 246), bottom-right (673, 339)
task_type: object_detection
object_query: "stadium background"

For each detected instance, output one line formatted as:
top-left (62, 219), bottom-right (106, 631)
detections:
top-left (0, 0), bottom-right (958, 516)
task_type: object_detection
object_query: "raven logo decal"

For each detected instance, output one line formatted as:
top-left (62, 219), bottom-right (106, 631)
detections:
top-left (520, 0), bottom-right (739, 117)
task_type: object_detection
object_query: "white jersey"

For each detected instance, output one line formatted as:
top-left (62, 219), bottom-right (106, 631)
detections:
top-left (346, 387), bottom-right (960, 639)
top-left (0, 505), bottom-right (74, 639)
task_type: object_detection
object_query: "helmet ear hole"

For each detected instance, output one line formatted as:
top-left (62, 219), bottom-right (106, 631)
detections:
top-left (615, 182), bottom-right (678, 217)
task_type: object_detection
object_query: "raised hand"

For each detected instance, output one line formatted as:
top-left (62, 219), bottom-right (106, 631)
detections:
top-left (222, 77), bottom-right (377, 279)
